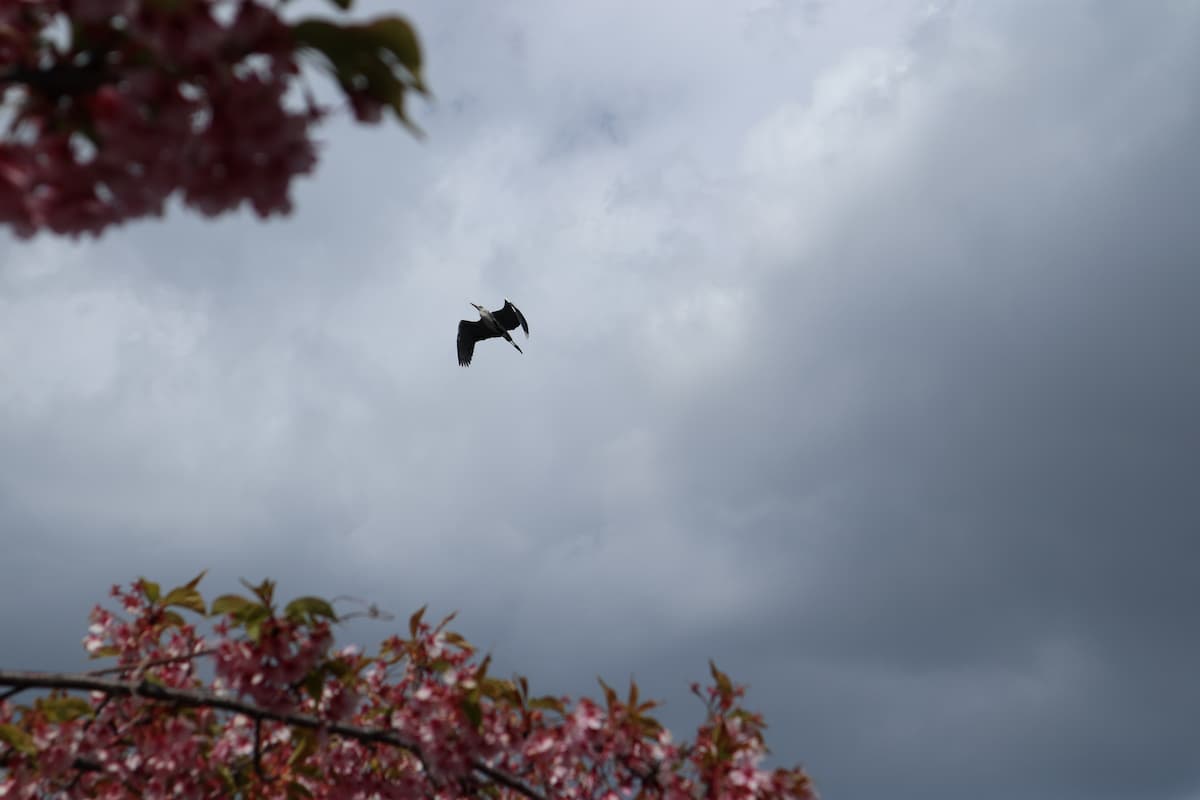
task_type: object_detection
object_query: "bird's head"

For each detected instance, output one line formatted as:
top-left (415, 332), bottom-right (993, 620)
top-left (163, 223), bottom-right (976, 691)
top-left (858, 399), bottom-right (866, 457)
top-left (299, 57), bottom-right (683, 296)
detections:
top-left (470, 302), bottom-right (483, 312)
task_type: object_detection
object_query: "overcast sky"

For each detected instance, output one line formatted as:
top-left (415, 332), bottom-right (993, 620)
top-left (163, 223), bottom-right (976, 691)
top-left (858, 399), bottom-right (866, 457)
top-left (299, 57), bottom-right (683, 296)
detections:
top-left (3, 1), bottom-right (1200, 798)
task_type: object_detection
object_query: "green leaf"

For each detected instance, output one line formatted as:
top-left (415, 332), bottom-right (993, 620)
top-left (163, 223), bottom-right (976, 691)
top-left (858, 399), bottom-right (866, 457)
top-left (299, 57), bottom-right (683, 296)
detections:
top-left (363, 17), bottom-right (424, 88)
top-left (292, 16), bottom-right (428, 133)
top-left (638, 715), bottom-right (663, 735)
top-left (442, 631), bottom-right (473, 651)
top-left (218, 766), bottom-right (238, 793)
top-left (597, 677), bottom-right (618, 712)
top-left (244, 613), bottom-right (268, 643)
top-left (88, 645), bottom-right (121, 660)
top-left (709, 660), bottom-right (733, 697)
top-left (38, 696), bottom-right (95, 723)
top-left (356, 57), bottom-right (410, 121)
top-left (240, 578), bottom-right (275, 608)
top-left (183, 570), bottom-right (208, 591)
top-left (460, 696), bottom-right (483, 729)
top-left (211, 594), bottom-right (255, 617)
top-left (408, 605), bottom-right (427, 637)
top-left (287, 780), bottom-right (315, 800)
top-left (529, 696), bottom-right (565, 714)
top-left (292, 19), bottom-right (356, 63)
top-left (712, 717), bottom-right (732, 760)
top-left (162, 586), bottom-right (206, 615)
top-left (284, 596), bottom-right (338, 623)
top-left (289, 730), bottom-right (318, 768)
top-left (161, 610), bottom-right (187, 629)
top-left (140, 579), bottom-right (161, 604)
top-left (0, 723), bottom-right (36, 755)
top-left (326, 659), bottom-right (359, 682)
top-left (293, 16), bottom-right (422, 84)
top-left (303, 671), bottom-right (325, 703)
top-left (479, 677), bottom-right (519, 705)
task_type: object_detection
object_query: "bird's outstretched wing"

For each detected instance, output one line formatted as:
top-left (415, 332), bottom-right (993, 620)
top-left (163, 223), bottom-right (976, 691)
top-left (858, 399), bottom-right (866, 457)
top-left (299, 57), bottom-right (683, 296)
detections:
top-left (458, 319), bottom-right (498, 367)
top-left (492, 299), bottom-right (529, 337)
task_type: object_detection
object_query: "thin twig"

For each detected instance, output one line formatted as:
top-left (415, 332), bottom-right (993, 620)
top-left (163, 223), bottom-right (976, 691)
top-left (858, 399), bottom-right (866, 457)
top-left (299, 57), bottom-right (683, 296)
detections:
top-left (79, 694), bottom-right (112, 738)
top-left (254, 717), bottom-right (269, 782)
top-left (87, 648), bottom-right (217, 677)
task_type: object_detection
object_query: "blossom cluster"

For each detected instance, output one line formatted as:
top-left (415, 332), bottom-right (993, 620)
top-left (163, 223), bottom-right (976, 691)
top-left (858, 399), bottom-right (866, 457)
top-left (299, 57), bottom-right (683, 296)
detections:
top-left (0, 1), bottom-right (421, 237)
top-left (0, 575), bottom-right (816, 800)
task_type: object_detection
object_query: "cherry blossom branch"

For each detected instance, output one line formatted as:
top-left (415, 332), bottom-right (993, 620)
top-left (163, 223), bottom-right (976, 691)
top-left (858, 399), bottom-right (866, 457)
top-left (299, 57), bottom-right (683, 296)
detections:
top-left (0, 670), bottom-right (546, 800)
top-left (86, 648), bottom-right (217, 677)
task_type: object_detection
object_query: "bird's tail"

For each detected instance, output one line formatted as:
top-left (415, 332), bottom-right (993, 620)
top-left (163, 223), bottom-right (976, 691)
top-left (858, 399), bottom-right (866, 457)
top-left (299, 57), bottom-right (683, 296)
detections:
top-left (510, 340), bottom-right (523, 354)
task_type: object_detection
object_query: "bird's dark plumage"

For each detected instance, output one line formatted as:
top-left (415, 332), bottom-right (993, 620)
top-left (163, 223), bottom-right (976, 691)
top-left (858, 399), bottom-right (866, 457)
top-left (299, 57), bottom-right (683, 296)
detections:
top-left (457, 299), bottom-right (529, 367)
top-left (457, 320), bottom-right (495, 367)
top-left (492, 300), bottom-right (530, 337)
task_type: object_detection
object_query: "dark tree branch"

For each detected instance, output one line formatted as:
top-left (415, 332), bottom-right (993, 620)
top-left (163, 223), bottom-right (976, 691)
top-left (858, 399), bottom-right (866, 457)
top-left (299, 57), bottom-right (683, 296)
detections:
top-left (0, 63), bottom-right (115, 98)
top-left (0, 685), bottom-right (26, 703)
top-left (0, 670), bottom-right (546, 800)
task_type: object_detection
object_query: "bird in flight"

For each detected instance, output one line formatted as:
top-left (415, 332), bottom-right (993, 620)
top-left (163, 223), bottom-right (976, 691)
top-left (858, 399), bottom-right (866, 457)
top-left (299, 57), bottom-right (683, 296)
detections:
top-left (457, 299), bottom-right (529, 367)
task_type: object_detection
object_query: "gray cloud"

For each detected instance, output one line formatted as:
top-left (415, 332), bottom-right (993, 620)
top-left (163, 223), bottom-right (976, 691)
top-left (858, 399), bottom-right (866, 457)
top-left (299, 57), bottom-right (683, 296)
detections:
top-left (3, 2), bottom-right (1199, 799)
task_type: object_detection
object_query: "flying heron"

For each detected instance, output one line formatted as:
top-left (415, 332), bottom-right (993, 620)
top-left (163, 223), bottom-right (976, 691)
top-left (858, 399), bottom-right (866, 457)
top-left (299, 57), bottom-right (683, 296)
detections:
top-left (457, 298), bottom-right (529, 367)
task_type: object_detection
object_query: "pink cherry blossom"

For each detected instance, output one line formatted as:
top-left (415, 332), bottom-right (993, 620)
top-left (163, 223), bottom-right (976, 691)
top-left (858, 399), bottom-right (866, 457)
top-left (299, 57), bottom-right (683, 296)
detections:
top-left (1, 1), bottom-right (420, 238)
top-left (1, 576), bottom-right (816, 800)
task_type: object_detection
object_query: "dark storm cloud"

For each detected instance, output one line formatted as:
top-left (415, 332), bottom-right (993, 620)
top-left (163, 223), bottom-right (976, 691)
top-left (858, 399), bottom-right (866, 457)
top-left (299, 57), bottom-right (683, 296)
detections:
top-left (623, 6), bottom-right (1200, 798)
